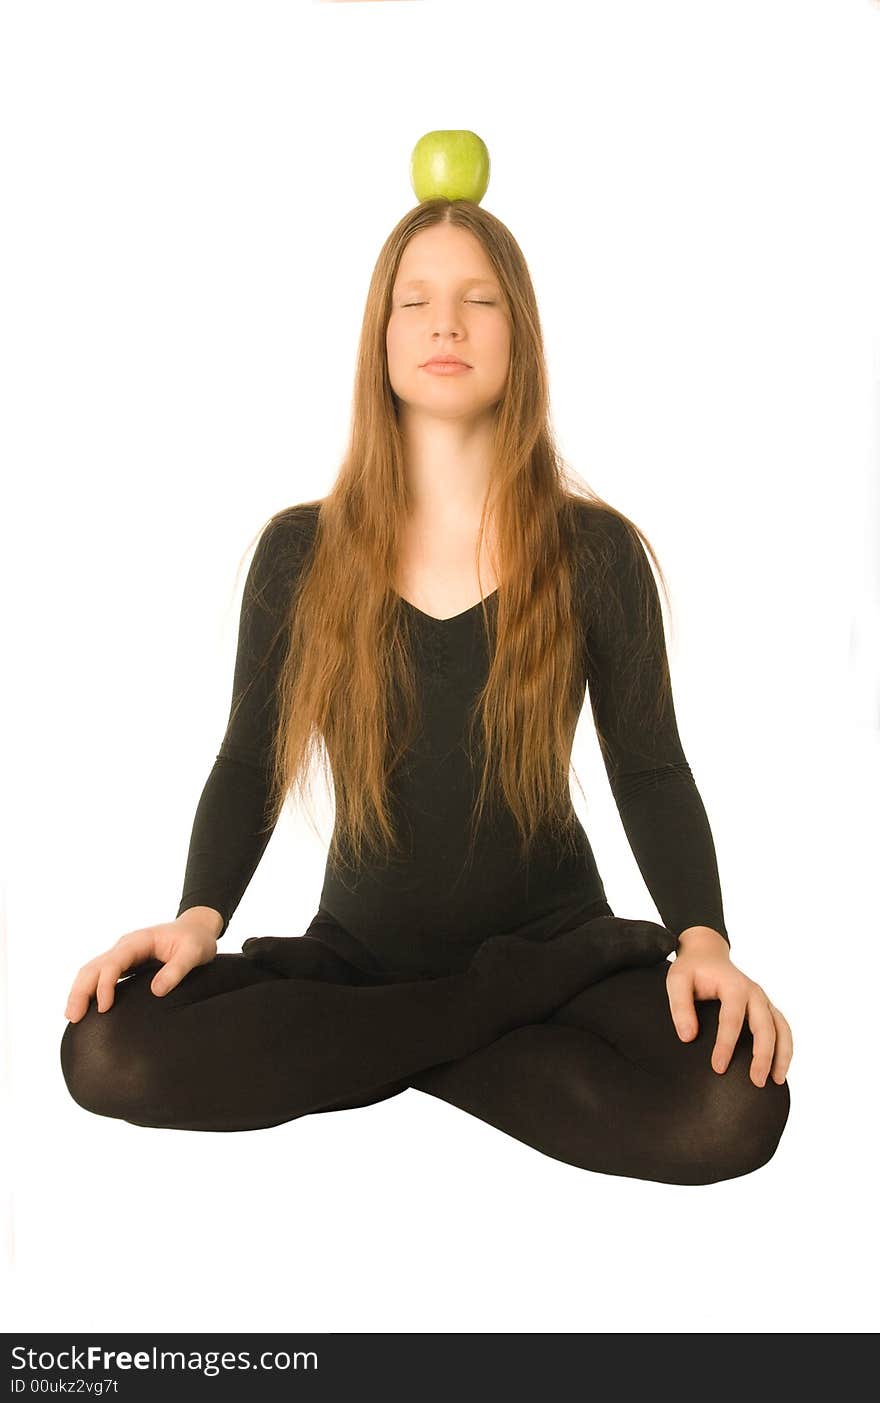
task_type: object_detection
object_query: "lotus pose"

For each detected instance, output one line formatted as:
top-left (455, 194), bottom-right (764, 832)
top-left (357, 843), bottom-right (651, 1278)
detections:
top-left (61, 199), bottom-right (792, 1185)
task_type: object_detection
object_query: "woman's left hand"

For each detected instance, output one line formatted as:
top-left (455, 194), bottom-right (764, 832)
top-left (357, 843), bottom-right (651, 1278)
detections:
top-left (666, 929), bottom-right (793, 1088)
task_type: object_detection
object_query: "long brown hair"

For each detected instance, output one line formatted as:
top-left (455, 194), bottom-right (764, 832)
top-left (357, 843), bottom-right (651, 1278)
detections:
top-left (235, 198), bottom-right (674, 874)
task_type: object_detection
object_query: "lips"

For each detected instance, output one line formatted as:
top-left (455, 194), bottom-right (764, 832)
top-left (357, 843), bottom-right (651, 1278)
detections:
top-left (421, 361), bottom-right (472, 375)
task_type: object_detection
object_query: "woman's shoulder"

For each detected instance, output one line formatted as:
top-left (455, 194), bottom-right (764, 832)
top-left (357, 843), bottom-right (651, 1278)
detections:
top-left (267, 497), bottom-right (323, 540)
top-left (563, 494), bottom-right (643, 578)
top-left (565, 492), bottom-right (634, 539)
top-left (244, 499), bottom-right (324, 596)
top-left (255, 498), bottom-right (323, 560)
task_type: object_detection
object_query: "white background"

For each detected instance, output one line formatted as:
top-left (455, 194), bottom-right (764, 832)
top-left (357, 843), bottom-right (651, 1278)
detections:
top-left (1, 0), bottom-right (878, 1335)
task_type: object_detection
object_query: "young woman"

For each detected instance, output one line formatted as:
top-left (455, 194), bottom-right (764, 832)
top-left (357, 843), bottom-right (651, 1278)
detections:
top-left (60, 201), bottom-right (793, 1184)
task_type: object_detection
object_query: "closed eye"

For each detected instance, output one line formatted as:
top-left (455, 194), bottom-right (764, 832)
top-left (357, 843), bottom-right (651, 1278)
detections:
top-left (402, 300), bottom-right (495, 307)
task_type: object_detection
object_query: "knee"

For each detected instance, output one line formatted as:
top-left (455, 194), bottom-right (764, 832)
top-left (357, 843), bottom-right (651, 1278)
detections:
top-left (59, 1020), bottom-right (100, 1119)
top-left (60, 979), bottom-right (159, 1123)
top-left (675, 1038), bottom-right (792, 1186)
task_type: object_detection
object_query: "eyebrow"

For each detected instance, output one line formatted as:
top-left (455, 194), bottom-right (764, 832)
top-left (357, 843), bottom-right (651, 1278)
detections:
top-left (397, 277), bottom-right (498, 288)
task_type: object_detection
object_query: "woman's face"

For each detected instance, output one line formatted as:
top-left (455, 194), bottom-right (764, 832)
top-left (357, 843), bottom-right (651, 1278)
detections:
top-left (386, 223), bottom-right (511, 420)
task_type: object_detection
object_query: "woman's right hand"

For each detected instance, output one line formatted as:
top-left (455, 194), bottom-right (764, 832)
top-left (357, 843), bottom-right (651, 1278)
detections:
top-left (63, 912), bottom-right (220, 1023)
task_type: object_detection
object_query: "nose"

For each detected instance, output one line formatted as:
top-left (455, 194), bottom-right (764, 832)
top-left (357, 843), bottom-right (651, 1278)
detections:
top-left (429, 298), bottom-right (468, 341)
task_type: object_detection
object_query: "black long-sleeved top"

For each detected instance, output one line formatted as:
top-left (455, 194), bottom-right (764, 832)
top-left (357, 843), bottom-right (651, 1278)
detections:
top-left (176, 499), bottom-right (729, 974)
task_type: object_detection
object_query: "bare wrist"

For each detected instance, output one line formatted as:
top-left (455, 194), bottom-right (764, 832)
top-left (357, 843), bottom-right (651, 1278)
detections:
top-left (176, 906), bottom-right (223, 941)
top-left (676, 925), bottom-right (729, 955)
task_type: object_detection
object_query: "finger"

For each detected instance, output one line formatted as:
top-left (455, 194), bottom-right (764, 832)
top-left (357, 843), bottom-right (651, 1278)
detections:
top-left (65, 964), bottom-right (101, 1023)
top-left (64, 978), bottom-right (86, 1022)
top-left (746, 993), bottom-right (777, 1087)
top-left (712, 995), bottom-right (747, 1073)
top-left (769, 1003), bottom-right (794, 1084)
top-left (666, 969), bottom-right (699, 1041)
top-left (95, 956), bottom-right (128, 1013)
top-left (150, 958), bottom-right (192, 997)
top-left (64, 930), bottom-right (153, 1021)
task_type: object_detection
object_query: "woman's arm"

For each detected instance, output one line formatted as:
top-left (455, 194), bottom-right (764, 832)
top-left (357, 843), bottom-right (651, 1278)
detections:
top-left (581, 507), bottom-right (794, 1084)
top-left (582, 507), bottom-right (731, 947)
top-left (174, 758), bottom-right (278, 941)
top-left (175, 507), bottom-right (317, 939)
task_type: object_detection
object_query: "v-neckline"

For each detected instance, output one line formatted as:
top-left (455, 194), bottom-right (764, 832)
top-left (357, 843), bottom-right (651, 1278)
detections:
top-left (397, 588), bottom-right (499, 625)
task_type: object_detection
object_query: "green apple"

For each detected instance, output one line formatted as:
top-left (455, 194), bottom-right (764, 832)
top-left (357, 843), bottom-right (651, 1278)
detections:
top-left (410, 130), bottom-right (490, 204)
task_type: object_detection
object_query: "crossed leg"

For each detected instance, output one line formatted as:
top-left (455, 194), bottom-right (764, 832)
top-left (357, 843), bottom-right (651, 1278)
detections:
top-left (59, 915), bottom-right (678, 1135)
top-left (61, 940), bottom-right (459, 1132)
top-left (410, 960), bottom-right (792, 1185)
top-left (60, 918), bottom-right (790, 1183)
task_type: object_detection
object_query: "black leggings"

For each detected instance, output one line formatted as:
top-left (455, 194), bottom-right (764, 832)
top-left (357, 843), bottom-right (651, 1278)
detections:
top-left (59, 911), bottom-right (791, 1186)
